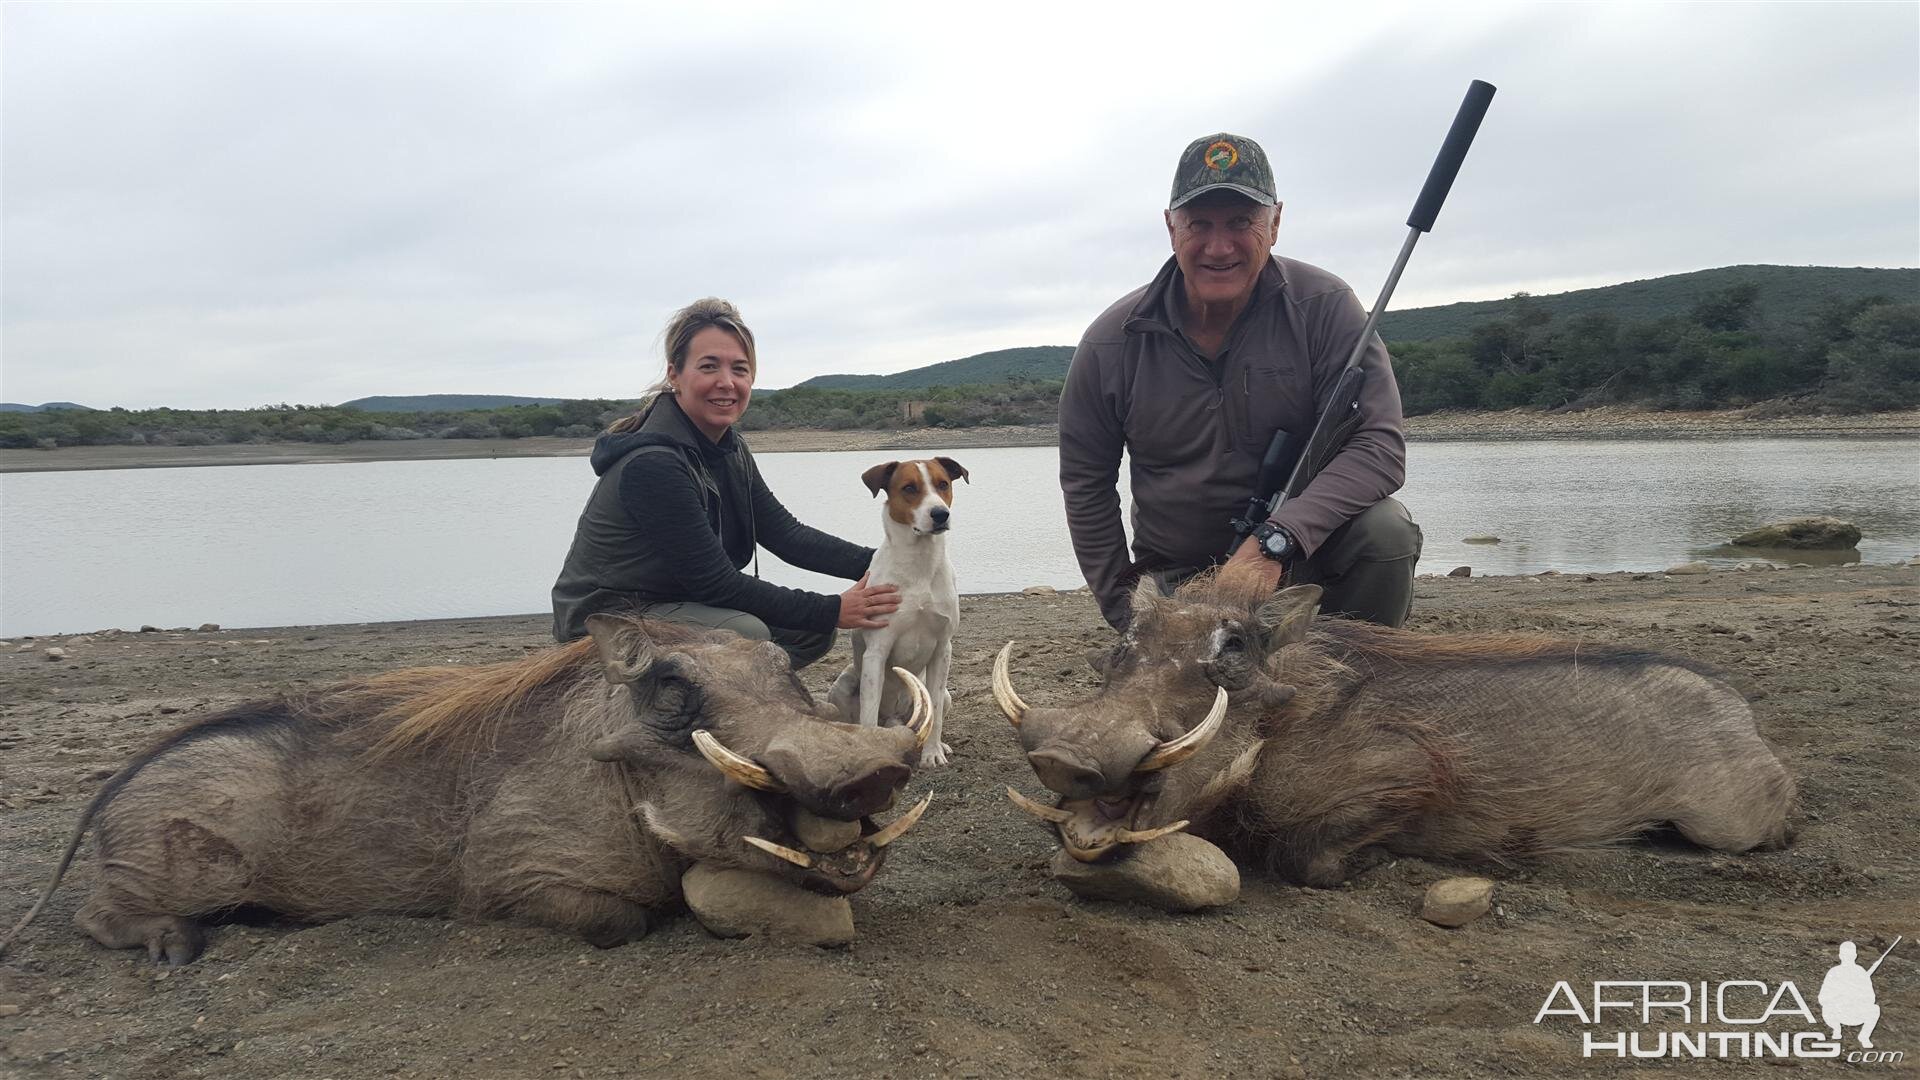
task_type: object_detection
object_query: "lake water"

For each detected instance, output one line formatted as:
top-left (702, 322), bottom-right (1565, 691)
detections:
top-left (1, 439), bottom-right (1915, 637)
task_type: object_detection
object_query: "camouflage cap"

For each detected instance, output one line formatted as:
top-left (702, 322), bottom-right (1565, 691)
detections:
top-left (1168, 133), bottom-right (1276, 210)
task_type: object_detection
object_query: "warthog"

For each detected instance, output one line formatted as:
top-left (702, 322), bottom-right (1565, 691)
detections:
top-left (1, 615), bottom-right (933, 964)
top-left (997, 574), bottom-right (1794, 886)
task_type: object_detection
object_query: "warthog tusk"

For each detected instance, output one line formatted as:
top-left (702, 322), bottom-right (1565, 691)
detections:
top-left (1004, 785), bottom-right (1075, 824)
top-left (868, 791), bottom-right (933, 848)
top-left (892, 666), bottom-right (933, 750)
top-left (992, 642), bottom-right (1029, 726)
top-left (743, 836), bottom-right (814, 868)
top-left (1117, 819), bottom-right (1191, 844)
top-left (1135, 686), bottom-right (1229, 772)
top-left (692, 730), bottom-right (788, 793)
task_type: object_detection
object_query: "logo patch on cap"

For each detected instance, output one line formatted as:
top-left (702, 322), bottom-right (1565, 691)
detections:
top-left (1204, 141), bottom-right (1239, 171)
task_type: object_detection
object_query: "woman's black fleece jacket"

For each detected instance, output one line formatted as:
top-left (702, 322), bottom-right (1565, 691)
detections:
top-left (550, 395), bottom-right (872, 642)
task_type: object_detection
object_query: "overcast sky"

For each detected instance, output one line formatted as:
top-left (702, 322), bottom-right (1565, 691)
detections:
top-left (2, 2), bottom-right (1915, 410)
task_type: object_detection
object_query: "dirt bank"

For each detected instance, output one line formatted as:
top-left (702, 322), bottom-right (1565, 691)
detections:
top-left (4, 408), bottom-right (1915, 473)
top-left (2, 564), bottom-right (1916, 1078)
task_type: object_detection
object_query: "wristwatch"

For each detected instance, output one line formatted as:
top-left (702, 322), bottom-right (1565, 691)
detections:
top-left (1251, 521), bottom-right (1296, 565)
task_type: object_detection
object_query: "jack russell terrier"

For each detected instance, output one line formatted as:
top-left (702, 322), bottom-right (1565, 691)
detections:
top-left (829, 457), bottom-right (967, 767)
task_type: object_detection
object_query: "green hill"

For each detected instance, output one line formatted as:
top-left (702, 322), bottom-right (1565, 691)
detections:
top-left (1377, 265), bottom-right (1917, 342)
top-left (794, 346), bottom-right (1075, 390)
top-left (787, 267), bottom-right (1915, 390)
top-left (340, 394), bottom-right (567, 412)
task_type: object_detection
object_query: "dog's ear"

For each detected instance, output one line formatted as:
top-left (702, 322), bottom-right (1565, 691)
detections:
top-left (861, 461), bottom-right (899, 497)
top-left (934, 457), bottom-right (970, 484)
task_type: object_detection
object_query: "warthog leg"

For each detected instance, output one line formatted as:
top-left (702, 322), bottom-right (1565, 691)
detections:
top-left (1273, 801), bottom-right (1417, 888)
top-left (74, 896), bottom-right (206, 966)
top-left (504, 885), bottom-right (652, 950)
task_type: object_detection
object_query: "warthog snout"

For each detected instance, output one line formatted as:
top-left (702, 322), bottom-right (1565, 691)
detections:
top-left (827, 761), bottom-right (912, 818)
top-left (1025, 746), bottom-right (1120, 801)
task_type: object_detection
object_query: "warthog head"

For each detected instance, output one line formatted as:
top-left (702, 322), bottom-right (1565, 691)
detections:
top-left (582, 614), bottom-right (932, 894)
top-left (997, 576), bottom-right (1321, 862)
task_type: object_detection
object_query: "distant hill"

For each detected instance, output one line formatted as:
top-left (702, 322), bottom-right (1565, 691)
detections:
top-left (1376, 265), bottom-right (1918, 342)
top-left (0, 401), bottom-right (94, 412)
top-left (339, 394), bottom-right (569, 412)
top-left (794, 346), bottom-right (1076, 390)
top-left (781, 265), bottom-right (1916, 390)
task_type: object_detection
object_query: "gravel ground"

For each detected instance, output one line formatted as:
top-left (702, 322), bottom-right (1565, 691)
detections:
top-left (1, 563), bottom-right (1916, 1078)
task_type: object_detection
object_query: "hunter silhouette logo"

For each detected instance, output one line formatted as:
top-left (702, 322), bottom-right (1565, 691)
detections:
top-left (1533, 935), bottom-right (1903, 1064)
top-left (1204, 141), bottom-right (1238, 171)
top-left (1821, 939), bottom-right (1893, 1049)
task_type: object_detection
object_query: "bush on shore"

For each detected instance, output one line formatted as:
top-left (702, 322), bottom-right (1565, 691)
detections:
top-left (4, 286), bottom-right (1912, 449)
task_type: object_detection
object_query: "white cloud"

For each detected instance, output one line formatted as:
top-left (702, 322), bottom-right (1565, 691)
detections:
top-left (2, 0), bottom-right (1914, 408)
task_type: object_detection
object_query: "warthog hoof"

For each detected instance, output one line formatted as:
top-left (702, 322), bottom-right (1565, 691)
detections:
top-left (75, 903), bottom-right (206, 966)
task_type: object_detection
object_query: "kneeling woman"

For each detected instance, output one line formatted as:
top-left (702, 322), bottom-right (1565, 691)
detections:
top-left (552, 298), bottom-right (897, 666)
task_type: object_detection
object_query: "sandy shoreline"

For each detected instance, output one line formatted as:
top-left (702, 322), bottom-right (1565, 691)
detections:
top-left (1, 564), bottom-right (1914, 1078)
top-left (4, 407), bottom-right (1915, 473)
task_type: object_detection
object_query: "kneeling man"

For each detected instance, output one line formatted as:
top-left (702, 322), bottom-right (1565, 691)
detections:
top-left (1060, 132), bottom-right (1422, 630)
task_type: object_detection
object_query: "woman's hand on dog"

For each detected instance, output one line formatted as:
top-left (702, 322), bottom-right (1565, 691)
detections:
top-left (839, 573), bottom-right (901, 630)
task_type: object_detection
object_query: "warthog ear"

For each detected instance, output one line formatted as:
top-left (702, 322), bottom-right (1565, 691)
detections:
top-left (1254, 584), bottom-right (1322, 648)
top-left (585, 613), bottom-right (657, 685)
top-left (934, 457), bottom-right (970, 484)
top-left (861, 461), bottom-right (899, 496)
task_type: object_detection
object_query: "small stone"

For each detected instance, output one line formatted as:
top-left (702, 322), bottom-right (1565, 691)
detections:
top-left (1447, 566), bottom-right (1472, 578)
top-left (140, 625), bottom-right (160, 633)
top-left (198, 623), bottom-right (221, 632)
top-left (1420, 876), bottom-right (1495, 928)
top-left (681, 863), bottom-right (855, 946)
top-left (1462, 535), bottom-right (1502, 544)
top-left (0, 1004), bottom-right (20, 1017)
top-left (44, 647), bottom-right (67, 661)
top-left (1050, 833), bottom-right (1239, 912)
top-left (1665, 561), bottom-right (1712, 575)
top-left (1022, 585), bottom-right (1058, 596)
top-left (14, 643), bottom-right (34, 652)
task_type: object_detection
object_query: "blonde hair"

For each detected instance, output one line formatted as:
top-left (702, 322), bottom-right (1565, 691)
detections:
top-left (609, 298), bottom-right (758, 434)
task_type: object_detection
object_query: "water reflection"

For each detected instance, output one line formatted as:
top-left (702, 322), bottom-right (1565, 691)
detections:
top-left (1, 438), bottom-right (1914, 636)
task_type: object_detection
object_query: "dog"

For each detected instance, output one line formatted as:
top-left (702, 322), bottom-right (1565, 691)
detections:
top-left (828, 457), bottom-right (967, 767)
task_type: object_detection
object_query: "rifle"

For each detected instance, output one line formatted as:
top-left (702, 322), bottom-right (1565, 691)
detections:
top-left (1228, 79), bottom-right (1497, 554)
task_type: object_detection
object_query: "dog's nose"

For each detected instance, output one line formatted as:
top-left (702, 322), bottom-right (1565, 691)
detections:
top-left (930, 506), bottom-right (949, 524)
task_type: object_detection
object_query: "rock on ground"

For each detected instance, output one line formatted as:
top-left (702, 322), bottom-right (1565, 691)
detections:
top-left (1666, 561), bottom-right (1711, 575)
top-left (1420, 877), bottom-right (1495, 928)
top-left (1733, 516), bottom-right (1862, 549)
top-left (1050, 833), bottom-right (1240, 912)
top-left (681, 863), bottom-right (855, 946)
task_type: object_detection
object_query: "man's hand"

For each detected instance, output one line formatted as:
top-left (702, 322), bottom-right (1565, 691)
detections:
top-left (1224, 536), bottom-right (1285, 591)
